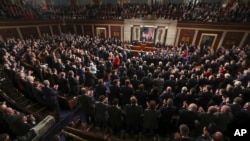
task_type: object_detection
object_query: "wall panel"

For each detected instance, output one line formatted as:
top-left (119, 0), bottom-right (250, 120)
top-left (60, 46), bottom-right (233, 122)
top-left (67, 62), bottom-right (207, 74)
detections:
top-left (94, 25), bottom-right (109, 38)
top-left (83, 25), bottom-right (93, 37)
top-left (61, 24), bottom-right (75, 34)
top-left (20, 27), bottom-right (39, 39)
top-left (39, 26), bottom-right (51, 36)
top-left (110, 26), bottom-right (121, 39)
top-left (75, 25), bottom-right (83, 35)
top-left (222, 32), bottom-right (244, 49)
top-left (0, 28), bottom-right (19, 40)
top-left (177, 29), bottom-right (195, 45)
top-left (52, 25), bottom-right (60, 35)
top-left (195, 30), bottom-right (223, 51)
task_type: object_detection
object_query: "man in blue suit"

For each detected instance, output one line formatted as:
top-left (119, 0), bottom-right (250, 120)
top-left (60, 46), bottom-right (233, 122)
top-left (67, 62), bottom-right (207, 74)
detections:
top-left (42, 80), bottom-right (60, 117)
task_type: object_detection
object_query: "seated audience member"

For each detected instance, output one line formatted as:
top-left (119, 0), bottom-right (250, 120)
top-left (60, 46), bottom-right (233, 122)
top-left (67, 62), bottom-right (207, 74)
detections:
top-left (11, 115), bottom-right (36, 136)
top-left (0, 102), bottom-right (9, 133)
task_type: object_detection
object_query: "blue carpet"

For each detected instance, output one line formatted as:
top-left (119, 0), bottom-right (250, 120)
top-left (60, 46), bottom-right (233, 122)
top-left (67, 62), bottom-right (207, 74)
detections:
top-left (39, 104), bottom-right (81, 141)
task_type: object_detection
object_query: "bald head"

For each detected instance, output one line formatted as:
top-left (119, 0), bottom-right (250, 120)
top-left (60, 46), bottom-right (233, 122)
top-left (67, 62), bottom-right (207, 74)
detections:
top-left (243, 102), bottom-right (250, 110)
top-left (188, 103), bottom-right (198, 112)
top-left (212, 131), bottom-right (224, 141)
top-left (220, 105), bottom-right (231, 113)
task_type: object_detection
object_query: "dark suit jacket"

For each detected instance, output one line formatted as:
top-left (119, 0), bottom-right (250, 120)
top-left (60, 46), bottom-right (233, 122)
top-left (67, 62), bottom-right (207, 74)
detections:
top-left (94, 84), bottom-right (107, 100)
top-left (58, 77), bottom-right (70, 95)
top-left (135, 90), bottom-right (148, 109)
top-left (120, 86), bottom-right (134, 107)
top-left (95, 101), bottom-right (108, 123)
top-left (178, 110), bottom-right (199, 131)
top-left (12, 121), bottom-right (33, 136)
top-left (33, 87), bottom-right (46, 105)
top-left (78, 94), bottom-right (94, 114)
top-left (68, 76), bottom-right (80, 96)
top-left (42, 86), bottom-right (59, 111)
top-left (108, 85), bottom-right (120, 104)
top-left (124, 104), bottom-right (143, 126)
top-left (143, 109), bottom-right (160, 130)
top-left (141, 77), bottom-right (153, 91)
top-left (24, 81), bottom-right (36, 100)
top-left (159, 105), bottom-right (177, 135)
top-left (107, 105), bottom-right (124, 129)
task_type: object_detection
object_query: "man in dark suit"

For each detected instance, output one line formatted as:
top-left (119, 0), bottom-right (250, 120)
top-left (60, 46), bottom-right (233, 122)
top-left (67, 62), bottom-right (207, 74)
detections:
top-left (141, 73), bottom-right (154, 92)
top-left (94, 95), bottom-right (108, 129)
top-left (68, 70), bottom-right (80, 96)
top-left (158, 98), bottom-right (177, 137)
top-left (58, 72), bottom-right (70, 95)
top-left (42, 80), bottom-right (60, 116)
top-left (78, 87), bottom-right (95, 126)
top-left (142, 100), bottom-right (160, 137)
top-left (134, 84), bottom-right (148, 109)
top-left (108, 79), bottom-right (121, 105)
top-left (11, 115), bottom-right (35, 136)
top-left (178, 103), bottom-right (199, 135)
top-left (107, 98), bottom-right (124, 136)
top-left (94, 79), bottom-right (107, 101)
top-left (153, 73), bottom-right (165, 95)
top-left (24, 75), bottom-right (36, 100)
top-left (33, 81), bottom-right (46, 105)
top-left (124, 96), bottom-right (143, 137)
top-left (120, 80), bottom-right (134, 107)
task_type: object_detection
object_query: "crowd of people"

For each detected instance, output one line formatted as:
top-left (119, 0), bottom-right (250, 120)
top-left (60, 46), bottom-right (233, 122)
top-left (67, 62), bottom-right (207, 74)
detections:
top-left (0, 1), bottom-right (250, 23)
top-left (0, 32), bottom-right (250, 140)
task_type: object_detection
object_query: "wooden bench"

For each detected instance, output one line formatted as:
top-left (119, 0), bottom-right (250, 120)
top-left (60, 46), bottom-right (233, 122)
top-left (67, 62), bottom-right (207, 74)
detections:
top-left (57, 95), bottom-right (78, 110)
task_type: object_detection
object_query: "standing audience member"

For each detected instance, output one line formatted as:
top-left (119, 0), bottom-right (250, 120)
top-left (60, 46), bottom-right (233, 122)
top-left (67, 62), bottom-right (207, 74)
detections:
top-left (78, 87), bottom-right (95, 126)
top-left (94, 95), bottom-right (108, 129)
top-left (124, 96), bottom-right (143, 137)
top-left (42, 80), bottom-right (60, 118)
top-left (172, 124), bottom-right (195, 141)
top-left (107, 98), bottom-right (124, 136)
top-left (143, 100), bottom-right (160, 137)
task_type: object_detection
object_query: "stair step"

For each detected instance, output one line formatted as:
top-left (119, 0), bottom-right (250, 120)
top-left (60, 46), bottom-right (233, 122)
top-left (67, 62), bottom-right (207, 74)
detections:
top-left (25, 103), bottom-right (39, 109)
top-left (36, 107), bottom-right (47, 114)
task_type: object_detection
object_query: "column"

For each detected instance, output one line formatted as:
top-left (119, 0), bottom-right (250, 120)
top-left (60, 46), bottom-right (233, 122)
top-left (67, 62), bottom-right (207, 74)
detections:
top-left (239, 32), bottom-right (249, 48)
top-left (36, 26), bottom-right (42, 38)
top-left (217, 31), bottom-right (227, 49)
top-left (109, 25), bottom-right (111, 38)
top-left (192, 29), bottom-right (198, 45)
top-left (16, 28), bottom-right (23, 40)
